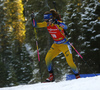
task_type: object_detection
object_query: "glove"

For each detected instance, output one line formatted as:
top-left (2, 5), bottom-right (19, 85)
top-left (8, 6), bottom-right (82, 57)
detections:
top-left (32, 19), bottom-right (37, 27)
top-left (31, 12), bottom-right (37, 27)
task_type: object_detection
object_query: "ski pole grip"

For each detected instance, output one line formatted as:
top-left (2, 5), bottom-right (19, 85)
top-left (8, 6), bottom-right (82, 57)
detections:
top-left (31, 12), bottom-right (35, 19)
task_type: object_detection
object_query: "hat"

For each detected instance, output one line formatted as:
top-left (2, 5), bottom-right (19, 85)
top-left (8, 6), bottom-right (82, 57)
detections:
top-left (44, 13), bottom-right (53, 19)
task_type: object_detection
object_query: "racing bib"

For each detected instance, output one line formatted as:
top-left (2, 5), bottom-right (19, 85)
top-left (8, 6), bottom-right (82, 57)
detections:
top-left (47, 25), bottom-right (65, 41)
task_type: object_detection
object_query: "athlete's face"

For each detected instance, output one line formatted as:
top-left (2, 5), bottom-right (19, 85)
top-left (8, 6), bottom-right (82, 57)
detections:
top-left (45, 19), bottom-right (52, 25)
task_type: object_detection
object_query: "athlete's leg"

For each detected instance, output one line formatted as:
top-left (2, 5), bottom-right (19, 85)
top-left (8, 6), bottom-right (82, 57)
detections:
top-left (59, 43), bottom-right (79, 74)
top-left (45, 43), bottom-right (61, 73)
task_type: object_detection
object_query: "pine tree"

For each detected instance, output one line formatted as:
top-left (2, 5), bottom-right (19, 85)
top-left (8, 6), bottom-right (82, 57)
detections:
top-left (7, 65), bottom-right (18, 86)
top-left (0, 0), bottom-right (13, 87)
top-left (0, 61), bottom-right (8, 87)
top-left (80, 0), bottom-right (100, 73)
top-left (89, 1), bottom-right (100, 72)
top-left (3, 0), bottom-right (33, 85)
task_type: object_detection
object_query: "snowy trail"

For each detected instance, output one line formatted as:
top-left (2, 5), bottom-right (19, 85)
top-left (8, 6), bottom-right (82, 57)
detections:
top-left (0, 76), bottom-right (100, 90)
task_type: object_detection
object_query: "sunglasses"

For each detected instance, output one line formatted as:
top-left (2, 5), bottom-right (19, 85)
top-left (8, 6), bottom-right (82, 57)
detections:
top-left (45, 19), bottom-right (53, 22)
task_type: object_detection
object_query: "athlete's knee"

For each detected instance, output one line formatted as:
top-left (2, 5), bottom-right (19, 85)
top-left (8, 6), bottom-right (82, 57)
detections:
top-left (45, 54), bottom-right (52, 65)
top-left (66, 57), bottom-right (76, 67)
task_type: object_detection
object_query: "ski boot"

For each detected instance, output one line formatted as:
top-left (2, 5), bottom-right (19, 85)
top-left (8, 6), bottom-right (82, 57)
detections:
top-left (46, 73), bottom-right (55, 82)
top-left (75, 73), bottom-right (80, 79)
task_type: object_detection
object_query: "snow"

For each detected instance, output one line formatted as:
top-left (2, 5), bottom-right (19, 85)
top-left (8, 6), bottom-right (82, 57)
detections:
top-left (91, 48), bottom-right (99, 51)
top-left (25, 44), bottom-right (36, 57)
top-left (95, 34), bottom-right (100, 38)
top-left (0, 76), bottom-right (100, 90)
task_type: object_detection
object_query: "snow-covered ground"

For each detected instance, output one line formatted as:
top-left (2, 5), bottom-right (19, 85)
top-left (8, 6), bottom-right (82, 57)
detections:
top-left (0, 76), bottom-right (100, 90)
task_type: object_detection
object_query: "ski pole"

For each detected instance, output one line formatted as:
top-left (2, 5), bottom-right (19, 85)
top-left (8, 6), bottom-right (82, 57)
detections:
top-left (57, 26), bottom-right (97, 76)
top-left (34, 28), bottom-right (40, 62)
top-left (31, 12), bottom-right (42, 82)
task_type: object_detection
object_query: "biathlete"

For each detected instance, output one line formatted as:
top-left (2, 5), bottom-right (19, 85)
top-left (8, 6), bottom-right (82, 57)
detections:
top-left (32, 9), bottom-right (80, 82)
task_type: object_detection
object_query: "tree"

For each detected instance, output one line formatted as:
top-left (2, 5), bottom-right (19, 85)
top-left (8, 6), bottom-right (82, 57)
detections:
top-left (2, 0), bottom-right (33, 85)
top-left (7, 65), bottom-right (18, 86)
top-left (0, 61), bottom-right (8, 87)
top-left (0, 0), bottom-right (13, 87)
top-left (80, 0), bottom-right (100, 73)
